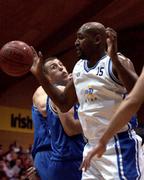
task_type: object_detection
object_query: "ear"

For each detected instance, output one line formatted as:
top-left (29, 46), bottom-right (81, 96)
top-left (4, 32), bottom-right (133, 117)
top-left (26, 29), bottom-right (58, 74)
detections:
top-left (95, 34), bottom-right (101, 45)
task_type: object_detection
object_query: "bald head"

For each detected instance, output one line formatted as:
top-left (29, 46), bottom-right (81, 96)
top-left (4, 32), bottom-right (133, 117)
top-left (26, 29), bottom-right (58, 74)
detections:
top-left (75, 22), bottom-right (107, 60)
top-left (79, 22), bottom-right (106, 38)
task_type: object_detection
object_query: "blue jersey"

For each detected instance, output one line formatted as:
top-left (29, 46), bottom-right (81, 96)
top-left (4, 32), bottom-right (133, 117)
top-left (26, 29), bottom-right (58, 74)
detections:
top-left (31, 105), bottom-right (51, 159)
top-left (46, 100), bottom-right (85, 161)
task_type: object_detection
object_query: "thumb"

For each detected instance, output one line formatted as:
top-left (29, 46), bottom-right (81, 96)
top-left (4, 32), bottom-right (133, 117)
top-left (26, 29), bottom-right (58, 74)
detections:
top-left (38, 51), bottom-right (43, 62)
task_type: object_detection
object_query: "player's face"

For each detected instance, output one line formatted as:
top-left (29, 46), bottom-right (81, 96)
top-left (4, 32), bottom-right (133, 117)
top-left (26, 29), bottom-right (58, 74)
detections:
top-left (75, 27), bottom-right (96, 59)
top-left (45, 59), bottom-right (69, 85)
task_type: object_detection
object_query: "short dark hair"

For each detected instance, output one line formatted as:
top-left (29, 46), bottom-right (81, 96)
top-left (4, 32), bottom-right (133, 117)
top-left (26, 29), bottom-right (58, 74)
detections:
top-left (44, 56), bottom-right (57, 64)
top-left (43, 56), bottom-right (58, 74)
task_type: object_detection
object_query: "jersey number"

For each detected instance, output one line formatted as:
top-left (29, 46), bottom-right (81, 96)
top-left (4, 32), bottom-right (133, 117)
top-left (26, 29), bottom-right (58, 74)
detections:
top-left (96, 67), bottom-right (104, 76)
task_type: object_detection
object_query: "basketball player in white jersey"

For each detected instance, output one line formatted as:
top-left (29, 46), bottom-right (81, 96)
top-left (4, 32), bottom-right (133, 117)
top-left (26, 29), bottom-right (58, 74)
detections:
top-left (31, 22), bottom-right (144, 179)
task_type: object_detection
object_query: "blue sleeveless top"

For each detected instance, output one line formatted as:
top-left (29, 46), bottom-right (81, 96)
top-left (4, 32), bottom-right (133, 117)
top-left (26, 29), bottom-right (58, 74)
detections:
top-left (46, 100), bottom-right (85, 161)
top-left (31, 105), bottom-right (51, 159)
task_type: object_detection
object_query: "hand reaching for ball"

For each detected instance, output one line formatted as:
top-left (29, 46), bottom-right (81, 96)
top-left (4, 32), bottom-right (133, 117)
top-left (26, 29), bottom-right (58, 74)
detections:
top-left (30, 46), bottom-right (45, 82)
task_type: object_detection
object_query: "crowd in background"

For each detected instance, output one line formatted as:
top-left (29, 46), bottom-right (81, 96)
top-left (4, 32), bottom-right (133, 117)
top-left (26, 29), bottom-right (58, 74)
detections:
top-left (0, 142), bottom-right (32, 180)
top-left (0, 122), bottom-right (144, 180)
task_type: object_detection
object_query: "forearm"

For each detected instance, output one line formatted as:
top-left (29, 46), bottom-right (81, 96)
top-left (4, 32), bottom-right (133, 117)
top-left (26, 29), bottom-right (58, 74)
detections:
top-left (137, 103), bottom-right (144, 126)
top-left (58, 108), bottom-right (83, 136)
top-left (38, 73), bottom-right (70, 112)
top-left (63, 119), bottom-right (83, 136)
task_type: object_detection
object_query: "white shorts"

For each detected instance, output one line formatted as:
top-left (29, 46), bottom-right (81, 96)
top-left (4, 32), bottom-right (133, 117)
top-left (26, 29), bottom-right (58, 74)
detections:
top-left (82, 130), bottom-right (144, 180)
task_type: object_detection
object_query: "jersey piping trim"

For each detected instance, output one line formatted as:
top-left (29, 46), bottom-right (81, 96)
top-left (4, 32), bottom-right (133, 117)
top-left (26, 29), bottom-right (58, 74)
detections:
top-left (48, 99), bottom-right (58, 116)
top-left (108, 59), bottom-right (123, 86)
top-left (84, 54), bottom-right (107, 72)
top-left (114, 131), bottom-right (141, 179)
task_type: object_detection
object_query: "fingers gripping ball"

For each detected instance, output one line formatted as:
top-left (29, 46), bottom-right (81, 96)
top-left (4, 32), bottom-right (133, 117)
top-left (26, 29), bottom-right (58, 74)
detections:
top-left (0, 41), bottom-right (34, 76)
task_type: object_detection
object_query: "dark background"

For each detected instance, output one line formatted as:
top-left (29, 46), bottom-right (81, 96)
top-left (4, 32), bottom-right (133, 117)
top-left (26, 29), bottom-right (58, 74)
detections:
top-left (0, 0), bottom-right (144, 120)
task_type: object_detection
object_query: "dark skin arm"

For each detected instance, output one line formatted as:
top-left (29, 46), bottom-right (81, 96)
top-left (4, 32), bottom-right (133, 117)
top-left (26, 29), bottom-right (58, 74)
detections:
top-left (106, 28), bottom-right (138, 93)
top-left (137, 103), bottom-right (144, 126)
top-left (107, 28), bottom-right (144, 127)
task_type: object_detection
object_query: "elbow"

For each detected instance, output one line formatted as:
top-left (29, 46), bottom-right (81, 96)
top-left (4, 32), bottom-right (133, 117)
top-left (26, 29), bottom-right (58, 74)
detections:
top-left (66, 131), bottom-right (75, 137)
top-left (65, 128), bottom-right (83, 137)
top-left (65, 130), bottom-right (80, 137)
top-left (63, 128), bottom-right (75, 136)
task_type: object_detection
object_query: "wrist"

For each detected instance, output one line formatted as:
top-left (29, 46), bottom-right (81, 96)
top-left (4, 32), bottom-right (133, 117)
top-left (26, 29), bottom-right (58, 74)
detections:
top-left (111, 54), bottom-right (119, 64)
top-left (99, 136), bottom-right (108, 146)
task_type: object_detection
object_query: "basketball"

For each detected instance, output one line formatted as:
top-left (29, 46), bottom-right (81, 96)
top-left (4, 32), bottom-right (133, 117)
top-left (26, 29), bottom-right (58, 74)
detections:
top-left (0, 41), bottom-right (34, 76)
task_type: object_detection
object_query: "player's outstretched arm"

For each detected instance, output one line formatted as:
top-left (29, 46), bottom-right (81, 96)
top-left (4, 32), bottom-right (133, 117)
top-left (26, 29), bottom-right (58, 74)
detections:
top-left (99, 67), bottom-right (144, 143)
top-left (30, 48), bottom-right (77, 112)
top-left (106, 28), bottom-right (138, 92)
top-left (80, 142), bottom-right (106, 172)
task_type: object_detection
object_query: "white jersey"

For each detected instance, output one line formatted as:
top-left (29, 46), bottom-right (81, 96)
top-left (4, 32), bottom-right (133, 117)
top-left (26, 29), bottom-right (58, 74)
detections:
top-left (73, 54), bottom-right (128, 142)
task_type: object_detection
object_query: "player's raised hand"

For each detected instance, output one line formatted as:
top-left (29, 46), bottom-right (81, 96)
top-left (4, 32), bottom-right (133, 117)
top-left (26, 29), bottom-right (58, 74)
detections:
top-left (30, 46), bottom-right (44, 80)
top-left (106, 27), bottom-right (118, 62)
top-left (80, 142), bottom-right (106, 172)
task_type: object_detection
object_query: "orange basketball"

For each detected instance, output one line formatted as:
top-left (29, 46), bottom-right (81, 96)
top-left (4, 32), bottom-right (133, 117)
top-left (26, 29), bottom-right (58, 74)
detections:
top-left (0, 41), bottom-right (33, 76)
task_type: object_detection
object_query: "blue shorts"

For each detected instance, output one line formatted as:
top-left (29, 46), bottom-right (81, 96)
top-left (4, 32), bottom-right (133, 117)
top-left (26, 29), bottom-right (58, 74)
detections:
top-left (34, 151), bottom-right (51, 180)
top-left (48, 159), bottom-right (82, 180)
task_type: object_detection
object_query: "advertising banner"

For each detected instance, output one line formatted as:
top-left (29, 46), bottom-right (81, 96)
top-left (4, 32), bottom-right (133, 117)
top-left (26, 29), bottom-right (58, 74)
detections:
top-left (0, 106), bottom-right (33, 133)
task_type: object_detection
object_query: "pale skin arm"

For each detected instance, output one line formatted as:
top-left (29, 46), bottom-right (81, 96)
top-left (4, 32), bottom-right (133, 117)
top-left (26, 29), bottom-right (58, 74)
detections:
top-left (51, 86), bottom-right (83, 136)
top-left (99, 67), bottom-right (144, 145)
top-left (55, 107), bottom-right (83, 136)
top-left (80, 68), bottom-right (144, 171)
top-left (32, 86), bottom-right (47, 117)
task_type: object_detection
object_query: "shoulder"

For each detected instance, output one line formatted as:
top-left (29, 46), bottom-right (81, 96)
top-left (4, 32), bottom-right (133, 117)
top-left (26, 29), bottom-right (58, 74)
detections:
top-left (117, 52), bottom-right (135, 71)
top-left (74, 59), bottom-right (84, 68)
top-left (33, 86), bottom-right (46, 98)
top-left (73, 59), bottom-right (85, 75)
top-left (32, 86), bottom-right (48, 117)
top-left (33, 86), bottom-right (47, 101)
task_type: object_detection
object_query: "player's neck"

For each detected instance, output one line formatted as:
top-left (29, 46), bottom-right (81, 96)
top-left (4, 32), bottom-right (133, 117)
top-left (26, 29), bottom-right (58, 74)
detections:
top-left (87, 51), bottom-right (106, 67)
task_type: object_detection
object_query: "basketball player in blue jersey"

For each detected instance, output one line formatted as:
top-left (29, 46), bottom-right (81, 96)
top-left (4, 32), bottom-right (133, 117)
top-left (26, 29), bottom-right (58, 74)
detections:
top-left (42, 57), bottom-right (85, 180)
top-left (31, 22), bottom-right (144, 179)
top-left (29, 56), bottom-right (85, 180)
